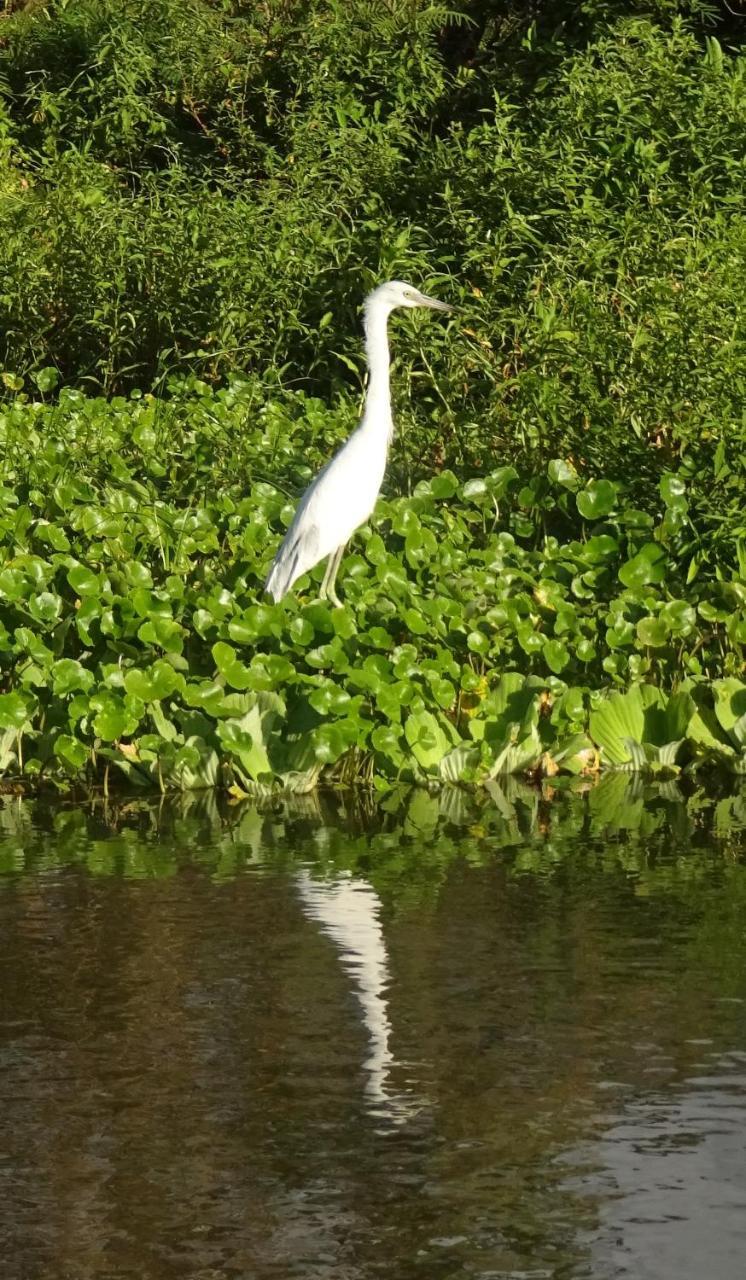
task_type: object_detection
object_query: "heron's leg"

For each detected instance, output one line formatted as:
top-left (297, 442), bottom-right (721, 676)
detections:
top-left (321, 544), bottom-right (345, 608)
top-left (319, 551), bottom-right (335, 600)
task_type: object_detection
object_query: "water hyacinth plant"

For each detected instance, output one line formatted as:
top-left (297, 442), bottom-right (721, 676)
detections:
top-left (0, 380), bottom-right (743, 794)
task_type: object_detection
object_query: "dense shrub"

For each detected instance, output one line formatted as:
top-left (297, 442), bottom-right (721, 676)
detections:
top-left (0, 3), bottom-right (743, 508)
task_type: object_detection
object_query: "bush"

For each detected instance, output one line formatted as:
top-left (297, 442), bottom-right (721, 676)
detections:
top-left (1, 7), bottom-right (743, 502)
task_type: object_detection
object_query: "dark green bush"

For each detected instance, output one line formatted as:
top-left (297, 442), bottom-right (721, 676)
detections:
top-left (1, 3), bottom-right (743, 508)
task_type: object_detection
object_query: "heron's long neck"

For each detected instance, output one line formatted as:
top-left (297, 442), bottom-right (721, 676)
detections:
top-left (362, 303), bottom-right (393, 441)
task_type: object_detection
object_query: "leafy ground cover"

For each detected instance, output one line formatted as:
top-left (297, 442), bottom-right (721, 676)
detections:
top-left (0, 3), bottom-right (743, 793)
top-left (0, 381), bottom-right (743, 794)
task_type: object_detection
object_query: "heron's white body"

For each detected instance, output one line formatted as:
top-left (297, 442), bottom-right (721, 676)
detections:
top-left (278, 422), bottom-right (388, 566)
top-left (264, 280), bottom-right (450, 604)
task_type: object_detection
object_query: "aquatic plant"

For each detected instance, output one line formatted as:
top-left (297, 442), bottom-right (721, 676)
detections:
top-left (0, 382), bottom-right (743, 793)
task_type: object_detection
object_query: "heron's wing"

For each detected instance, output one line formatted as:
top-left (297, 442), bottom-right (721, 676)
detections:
top-left (265, 518), bottom-right (321, 601)
top-left (264, 428), bottom-right (382, 601)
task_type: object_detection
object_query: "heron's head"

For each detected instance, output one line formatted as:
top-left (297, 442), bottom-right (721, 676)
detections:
top-left (365, 280), bottom-right (453, 315)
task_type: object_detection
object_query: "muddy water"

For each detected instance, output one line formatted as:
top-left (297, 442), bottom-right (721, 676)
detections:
top-left (1, 781), bottom-right (745, 1279)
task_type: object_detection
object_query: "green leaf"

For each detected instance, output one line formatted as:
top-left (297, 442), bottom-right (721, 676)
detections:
top-left (660, 599), bottom-right (696, 636)
top-left (618, 544), bottom-right (667, 590)
top-left (391, 505), bottom-right (421, 535)
top-left (430, 471), bottom-right (459, 498)
top-left (515, 623), bottom-right (543, 656)
top-left (487, 727), bottom-right (542, 777)
top-left (289, 616), bottom-right (314, 645)
top-left (312, 719), bottom-right (359, 763)
top-left (636, 616), bottom-right (668, 647)
top-left (576, 479), bottom-right (616, 519)
top-left (168, 735), bottom-right (220, 790)
top-left (137, 616), bottom-right (183, 653)
top-left (622, 738), bottom-right (649, 772)
top-left (133, 422), bottom-right (156, 451)
top-left (91, 694), bottom-right (133, 741)
top-left (548, 458), bottom-right (580, 491)
top-left (67, 564), bottom-right (100, 596)
top-left (404, 709), bottom-right (451, 769)
top-left (365, 534), bottom-right (387, 565)
top-left (308, 682), bottom-right (351, 716)
top-left (228, 604), bottom-right (278, 643)
top-left (403, 607), bottom-right (428, 635)
top-left (660, 473), bottom-right (687, 509)
top-left (0, 691), bottom-right (31, 730)
top-left (589, 685), bottom-right (666, 765)
top-left (213, 641), bottom-right (237, 675)
top-left (124, 660), bottom-right (183, 702)
top-left (576, 638), bottom-right (597, 663)
top-left (439, 742), bottom-right (481, 782)
top-left (52, 659), bottom-right (95, 697)
top-left (698, 600), bottom-right (730, 623)
top-left (713, 679), bottom-right (746, 749)
top-left (371, 723), bottom-right (405, 767)
top-left (227, 617), bottom-right (256, 644)
top-left (543, 639), bottom-right (570, 673)
top-left (376, 679), bottom-right (412, 721)
top-left (184, 681), bottom-right (231, 716)
top-left (429, 677), bottom-right (456, 710)
top-left (462, 477), bottom-right (488, 501)
top-left (467, 629), bottom-right (490, 655)
top-left (487, 466), bottom-right (519, 497)
top-left (54, 734), bottom-right (89, 770)
top-left (33, 367), bottom-right (59, 394)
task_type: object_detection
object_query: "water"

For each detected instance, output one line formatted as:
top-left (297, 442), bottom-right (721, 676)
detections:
top-left (1, 779), bottom-right (745, 1280)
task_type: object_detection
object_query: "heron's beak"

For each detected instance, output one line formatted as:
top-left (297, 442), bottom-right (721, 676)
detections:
top-left (418, 293), bottom-right (455, 313)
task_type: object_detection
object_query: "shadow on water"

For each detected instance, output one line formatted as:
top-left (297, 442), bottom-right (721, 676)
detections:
top-left (0, 778), bottom-right (745, 1279)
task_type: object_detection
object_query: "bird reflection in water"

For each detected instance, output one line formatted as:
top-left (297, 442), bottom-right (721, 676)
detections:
top-left (294, 869), bottom-right (421, 1126)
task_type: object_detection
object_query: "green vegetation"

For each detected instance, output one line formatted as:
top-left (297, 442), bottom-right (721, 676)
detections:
top-left (0, 1), bottom-right (743, 792)
top-left (0, 382), bottom-right (743, 792)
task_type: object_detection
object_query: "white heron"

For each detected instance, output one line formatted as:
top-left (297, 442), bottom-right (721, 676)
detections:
top-left (264, 280), bottom-right (453, 607)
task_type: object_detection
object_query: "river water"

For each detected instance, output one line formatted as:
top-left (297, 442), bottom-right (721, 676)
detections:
top-left (1, 779), bottom-right (745, 1280)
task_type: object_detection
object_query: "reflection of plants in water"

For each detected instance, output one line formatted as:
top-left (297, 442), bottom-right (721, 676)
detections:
top-left (0, 782), bottom-right (744, 906)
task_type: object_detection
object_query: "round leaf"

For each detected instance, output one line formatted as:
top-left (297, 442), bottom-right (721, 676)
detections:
top-left (92, 698), bottom-right (131, 741)
top-left (462, 477), bottom-right (488, 501)
top-left (576, 480), bottom-right (617, 520)
top-left (67, 564), bottom-right (100, 596)
top-left (0, 692), bottom-right (31, 730)
top-left (289, 616), bottom-right (314, 646)
top-left (430, 471), bottom-right (459, 499)
top-left (636, 617), bottom-right (669, 647)
top-left (54, 734), bottom-right (89, 770)
top-left (543, 639), bottom-right (570, 674)
top-left (618, 544), bottom-right (667, 590)
top-left (52, 659), bottom-right (94, 697)
top-left (660, 473), bottom-right (687, 509)
top-left (548, 458), bottom-right (580, 491)
top-left (33, 367), bottom-right (59, 394)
